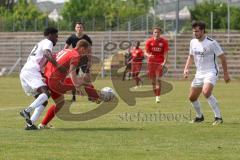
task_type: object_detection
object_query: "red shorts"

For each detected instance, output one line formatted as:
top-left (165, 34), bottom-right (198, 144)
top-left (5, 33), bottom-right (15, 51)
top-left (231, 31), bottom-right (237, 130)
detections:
top-left (46, 77), bottom-right (75, 100)
top-left (147, 61), bottom-right (163, 79)
top-left (131, 62), bottom-right (142, 75)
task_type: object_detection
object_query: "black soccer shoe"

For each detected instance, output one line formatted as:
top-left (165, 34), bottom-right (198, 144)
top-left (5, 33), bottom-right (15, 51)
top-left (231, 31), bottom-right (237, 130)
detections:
top-left (212, 117), bottom-right (223, 126)
top-left (25, 124), bottom-right (38, 130)
top-left (20, 110), bottom-right (32, 126)
top-left (190, 115), bottom-right (204, 123)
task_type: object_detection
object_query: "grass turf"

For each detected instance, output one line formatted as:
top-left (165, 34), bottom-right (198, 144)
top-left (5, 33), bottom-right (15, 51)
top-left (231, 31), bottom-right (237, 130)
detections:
top-left (0, 76), bottom-right (239, 160)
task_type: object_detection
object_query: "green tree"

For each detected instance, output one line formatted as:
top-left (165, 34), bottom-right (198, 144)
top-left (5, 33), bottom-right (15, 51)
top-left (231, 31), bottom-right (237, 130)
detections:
top-left (61, 0), bottom-right (151, 29)
top-left (12, 0), bottom-right (47, 31)
top-left (0, 0), bottom-right (49, 31)
top-left (190, 0), bottom-right (240, 30)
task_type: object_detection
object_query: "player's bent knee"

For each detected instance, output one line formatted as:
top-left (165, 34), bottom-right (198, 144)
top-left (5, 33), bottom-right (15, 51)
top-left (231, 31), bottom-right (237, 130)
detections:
top-left (202, 91), bottom-right (211, 99)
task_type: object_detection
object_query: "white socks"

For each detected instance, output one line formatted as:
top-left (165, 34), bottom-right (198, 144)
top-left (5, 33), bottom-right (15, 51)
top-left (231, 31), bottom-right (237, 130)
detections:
top-left (191, 100), bottom-right (203, 118)
top-left (30, 105), bottom-right (45, 124)
top-left (25, 93), bottom-right (48, 113)
top-left (191, 95), bottom-right (221, 118)
top-left (207, 95), bottom-right (221, 118)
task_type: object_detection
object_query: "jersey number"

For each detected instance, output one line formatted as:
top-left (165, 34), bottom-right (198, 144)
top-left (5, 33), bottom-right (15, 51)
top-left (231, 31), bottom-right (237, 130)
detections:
top-left (30, 44), bottom-right (38, 56)
top-left (56, 50), bottom-right (68, 61)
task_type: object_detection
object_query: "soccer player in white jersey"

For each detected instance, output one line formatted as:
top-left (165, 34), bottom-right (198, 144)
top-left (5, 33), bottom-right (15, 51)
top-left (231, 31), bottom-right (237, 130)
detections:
top-left (19, 27), bottom-right (64, 130)
top-left (183, 21), bottom-right (230, 125)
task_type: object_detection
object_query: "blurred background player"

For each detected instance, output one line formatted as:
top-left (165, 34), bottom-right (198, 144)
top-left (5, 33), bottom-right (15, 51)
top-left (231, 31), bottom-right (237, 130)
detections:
top-left (184, 21), bottom-right (230, 125)
top-left (122, 48), bottom-right (132, 81)
top-left (64, 22), bottom-right (92, 102)
top-left (145, 27), bottom-right (169, 103)
top-left (130, 41), bottom-right (144, 88)
top-left (38, 40), bottom-right (100, 129)
top-left (19, 27), bottom-right (63, 130)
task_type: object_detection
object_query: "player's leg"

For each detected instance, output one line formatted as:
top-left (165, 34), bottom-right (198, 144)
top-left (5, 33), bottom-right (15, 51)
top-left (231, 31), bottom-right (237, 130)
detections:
top-left (24, 86), bottom-right (50, 113)
top-left (131, 64), bottom-right (138, 88)
top-left (71, 67), bottom-right (79, 102)
top-left (202, 76), bottom-right (223, 125)
top-left (21, 86), bottom-right (49, 129)
top-left (133, 63), bottom-right (143, 87)
top-left (127, 64), bottom-right (132, 80)
top-left (189, 77), bottom-right (204, 123)
top-left (64, 77), bottom-right (100, 103)
top-left (154, 63), bottom-right (163, 103)
top-left (19, 71), bottom-right (51, 129)
top-left (155, 77), bottom-right (161, 103)
top-left (30, 100), bottom-right (48, 124)
top-left (39, 95), bottom-right (64, 128)
top-left (148, 62), bottom-right (159, 102)
top-left (189, 86), bottom-right (203, 120)
top-left (137, 63), bottom-right (143, 87)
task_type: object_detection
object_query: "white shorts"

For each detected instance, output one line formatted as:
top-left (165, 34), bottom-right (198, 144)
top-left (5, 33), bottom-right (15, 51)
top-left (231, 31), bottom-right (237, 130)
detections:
top-left (20, 70), bottom-right (46, 96)
top-left (191, 73), bottom-right (218, 87)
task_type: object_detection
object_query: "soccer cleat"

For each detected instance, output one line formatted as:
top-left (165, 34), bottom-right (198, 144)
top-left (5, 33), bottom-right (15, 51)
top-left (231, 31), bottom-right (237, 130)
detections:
top-left (25, 124), bottom-right (38, 130)
top-left (212, 117), bottom-right (223, 126)
top-left (38, 124), bottom-right (54, 129)
top-left (20, 109), bottom-right (32, 126)
top-left (134, 86), bottom-right (139, 89)
top-left (190, 115), bottom-right (204, 123)
top-left (155, 96), bottom-right (160, 103)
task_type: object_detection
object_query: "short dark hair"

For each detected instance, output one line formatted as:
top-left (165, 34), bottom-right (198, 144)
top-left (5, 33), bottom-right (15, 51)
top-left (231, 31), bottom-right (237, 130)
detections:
top-left (75, 22), bottom-right (84, 27)
top-left (44, 27), bottom-right (58, 36)
top-left (192, 21), bottom-right (206, 33)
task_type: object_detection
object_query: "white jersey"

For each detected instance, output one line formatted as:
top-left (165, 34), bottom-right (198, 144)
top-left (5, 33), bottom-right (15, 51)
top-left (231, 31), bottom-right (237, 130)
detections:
top-left (21, 39), bottom-right (53, 72)
top-left (189, 36), bottom-right (223, 76)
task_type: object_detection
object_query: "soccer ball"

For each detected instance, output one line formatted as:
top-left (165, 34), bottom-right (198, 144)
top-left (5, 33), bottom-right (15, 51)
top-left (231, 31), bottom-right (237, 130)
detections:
top-left (100, 87), bottom-right (115, 102)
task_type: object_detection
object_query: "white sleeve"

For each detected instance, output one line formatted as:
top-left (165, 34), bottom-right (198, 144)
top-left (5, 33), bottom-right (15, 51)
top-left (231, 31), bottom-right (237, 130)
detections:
top-left (189, 40), bottom-right (194, 55)
top-left (42, 40), bottom-right (53, 53)
top-left (212, 41), bottom-right (223, 56)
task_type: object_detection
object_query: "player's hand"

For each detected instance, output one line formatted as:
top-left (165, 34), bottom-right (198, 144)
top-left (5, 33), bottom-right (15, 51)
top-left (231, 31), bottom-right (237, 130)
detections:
top-left (161, 64), bottom-right (168, 75)
top-left (224, 73), bottom-right (231, 83)
top-left (183, 69), bottom-right (189, 78)
top-left (146, 53), bottom-right (153, 58)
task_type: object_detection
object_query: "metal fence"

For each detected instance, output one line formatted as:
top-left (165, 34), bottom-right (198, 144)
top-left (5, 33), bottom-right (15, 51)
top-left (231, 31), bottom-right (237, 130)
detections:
top-left (1, 0), bottom-right (240, 33)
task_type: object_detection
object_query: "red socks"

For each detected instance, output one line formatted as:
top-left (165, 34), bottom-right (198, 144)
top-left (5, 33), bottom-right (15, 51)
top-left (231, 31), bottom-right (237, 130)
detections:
top-left (84, 84), bottom-right (99, 100)
top-left (41, 105), bottom-right (60, 125)
top-left (153, 85), bottom-right (161, 96)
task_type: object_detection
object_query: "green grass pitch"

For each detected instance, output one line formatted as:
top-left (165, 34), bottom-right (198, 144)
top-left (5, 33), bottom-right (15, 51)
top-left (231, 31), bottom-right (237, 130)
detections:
top-left (0, 76), bottom-right (240, 160)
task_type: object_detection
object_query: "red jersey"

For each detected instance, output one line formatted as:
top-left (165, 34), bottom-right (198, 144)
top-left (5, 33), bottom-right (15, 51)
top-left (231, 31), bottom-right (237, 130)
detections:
top-left (131, 48), bottom-right (144, 62)
top-left (145, 37), bottom-right (169, 62)
top-left (44, 49), bottom-right (80, 80)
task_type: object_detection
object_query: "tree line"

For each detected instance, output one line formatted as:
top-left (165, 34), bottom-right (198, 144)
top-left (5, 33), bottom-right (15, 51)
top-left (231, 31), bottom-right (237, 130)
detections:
top-left (0, 0), bottom-right (239, 32)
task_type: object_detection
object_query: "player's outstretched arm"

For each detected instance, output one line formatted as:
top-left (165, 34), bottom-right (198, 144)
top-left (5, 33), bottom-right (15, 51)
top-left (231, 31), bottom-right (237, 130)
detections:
top-left (183, 55), bottom-right (193, 78)
top-left (218, 54), bottom-right (231, 83)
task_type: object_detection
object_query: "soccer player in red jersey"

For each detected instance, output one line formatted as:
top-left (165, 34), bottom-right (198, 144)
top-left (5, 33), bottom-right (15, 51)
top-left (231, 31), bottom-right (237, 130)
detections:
top-left (38, 40), bottom-right (100, 129)
top-left (145, 27), bottom-right (169, 103)
top-left (130, 41), bottom-right (144, 88)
